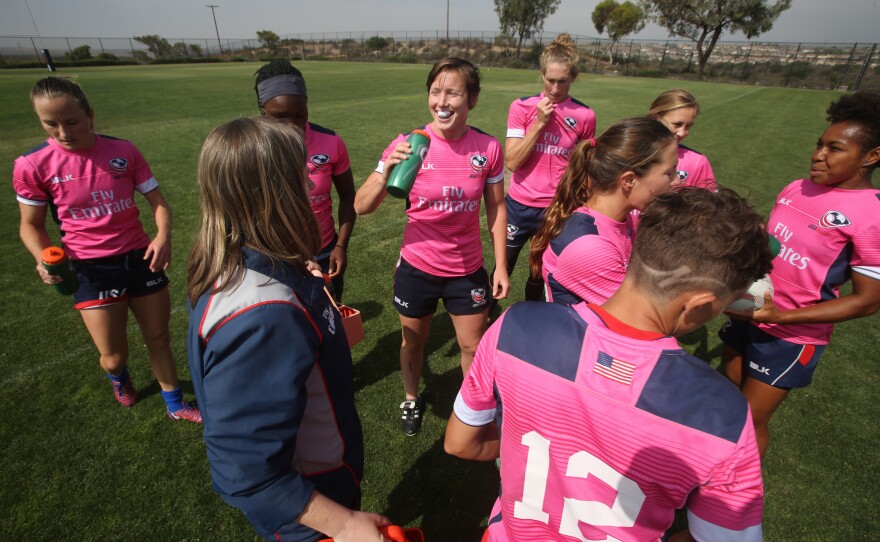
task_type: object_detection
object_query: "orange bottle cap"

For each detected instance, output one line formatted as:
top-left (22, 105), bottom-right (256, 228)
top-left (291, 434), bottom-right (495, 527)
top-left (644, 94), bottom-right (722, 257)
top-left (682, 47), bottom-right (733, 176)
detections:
top-left (411, 129), bottom-right (431, 140)
top-left (40, 246), bottom-right (66, 265)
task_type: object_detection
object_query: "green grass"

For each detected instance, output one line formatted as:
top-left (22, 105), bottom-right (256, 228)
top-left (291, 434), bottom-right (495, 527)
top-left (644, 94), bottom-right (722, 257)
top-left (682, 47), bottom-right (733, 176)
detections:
top-left (1, 63), bottom-right (878, 541)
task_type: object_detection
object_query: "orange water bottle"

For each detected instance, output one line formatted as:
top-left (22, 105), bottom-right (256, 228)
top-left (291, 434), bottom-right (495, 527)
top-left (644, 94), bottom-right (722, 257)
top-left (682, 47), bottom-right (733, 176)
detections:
top-left (40, 246), bottom-right (79, 295)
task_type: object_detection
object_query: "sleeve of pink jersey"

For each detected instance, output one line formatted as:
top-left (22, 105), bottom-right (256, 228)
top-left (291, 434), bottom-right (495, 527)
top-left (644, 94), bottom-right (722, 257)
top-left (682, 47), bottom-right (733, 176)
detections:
top-left (487, 138), bottom-right (505, 181)
top-left (129, 143), bottom-right (157, 192)
top-left (12, 156), bottom-right (49, 203)
top-left (332, 135), bottom-right (352, 176)
top-left (458, 314), bottom-right (505, 417)
top-left (687, 411), bottom-right (764, 534)
top-left (694, 155), bottom-right (717, 191)
top-left (850, 213), bottom-right (880, 268)
top-left (507, 99), bottom-right (527, 135)
top-left (553, 235), bottom-right (627, 303)
top-left (579, 108), bottom-right (597, 140)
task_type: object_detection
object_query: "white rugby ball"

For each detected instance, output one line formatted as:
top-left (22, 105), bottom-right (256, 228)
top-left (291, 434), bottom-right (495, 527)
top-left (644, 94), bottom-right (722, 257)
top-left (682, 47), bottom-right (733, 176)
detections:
top-left (727, 275), bottom-right (774, 312)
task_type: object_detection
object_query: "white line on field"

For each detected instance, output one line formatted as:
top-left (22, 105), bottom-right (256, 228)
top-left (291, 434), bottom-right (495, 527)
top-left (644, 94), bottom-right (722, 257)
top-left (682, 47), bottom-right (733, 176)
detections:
top-left (704, 87), bottom-right (766, 111)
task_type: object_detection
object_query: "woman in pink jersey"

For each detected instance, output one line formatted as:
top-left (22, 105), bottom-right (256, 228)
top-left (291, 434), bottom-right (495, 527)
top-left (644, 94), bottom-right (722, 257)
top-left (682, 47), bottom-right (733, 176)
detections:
top-left (13, 77), bottom-right (200, 423)
top-left (501, 33), bottom-right (596, 302)
top-left (355, 58), bottom-right (509, 436)
top-left (530, 117), bottom-right (679, 306)
top-left (721, 91), bottom-right (880, 458)
top-left (255, 60), bottom-right (356, 302)
top-left (648, 89), bottom-right (717, 191)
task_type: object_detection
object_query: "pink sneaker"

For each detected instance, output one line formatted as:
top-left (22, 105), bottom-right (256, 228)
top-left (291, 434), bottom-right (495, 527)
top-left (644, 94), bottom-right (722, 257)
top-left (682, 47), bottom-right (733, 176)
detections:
top-left (167, 401), bottom-right (202, 424)
top-left (112, 378), bottom-right (138, 407)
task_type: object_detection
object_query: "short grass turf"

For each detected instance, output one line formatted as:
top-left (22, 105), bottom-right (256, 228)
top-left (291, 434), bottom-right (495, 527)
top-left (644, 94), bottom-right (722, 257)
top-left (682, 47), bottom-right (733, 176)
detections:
top-left (1, 62), bottom-right (877, 541)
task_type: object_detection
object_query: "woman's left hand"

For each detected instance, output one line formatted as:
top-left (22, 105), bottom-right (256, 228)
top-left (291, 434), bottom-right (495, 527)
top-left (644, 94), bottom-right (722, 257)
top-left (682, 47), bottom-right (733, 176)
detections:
top-left (328, 246), bottom-right (347, 277)
top-left (144, 235), bottom-right (171, 272)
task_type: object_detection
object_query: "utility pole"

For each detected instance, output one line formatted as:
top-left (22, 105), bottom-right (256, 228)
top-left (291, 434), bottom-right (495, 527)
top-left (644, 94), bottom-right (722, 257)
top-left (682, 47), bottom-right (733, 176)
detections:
top-left (446, 0), bottom-right (450, 54)
top-left (206, 5), bottom-right (223, 55)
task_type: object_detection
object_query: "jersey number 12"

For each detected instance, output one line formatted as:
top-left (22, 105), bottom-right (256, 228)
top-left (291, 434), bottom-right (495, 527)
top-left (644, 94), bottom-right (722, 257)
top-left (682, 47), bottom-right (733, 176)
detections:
top-left (512, 430), bottom-right (646, 542)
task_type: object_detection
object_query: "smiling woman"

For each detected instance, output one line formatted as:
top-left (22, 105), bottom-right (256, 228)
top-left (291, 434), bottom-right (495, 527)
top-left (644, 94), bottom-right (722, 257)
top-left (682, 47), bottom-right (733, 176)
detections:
top-left (354, 57), bottom-right (509, 437)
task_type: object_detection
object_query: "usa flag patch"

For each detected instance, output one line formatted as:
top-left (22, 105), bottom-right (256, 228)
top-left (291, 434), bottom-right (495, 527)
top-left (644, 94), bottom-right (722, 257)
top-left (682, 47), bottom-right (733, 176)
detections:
top-left (594, 351), bottom-right (635, 385)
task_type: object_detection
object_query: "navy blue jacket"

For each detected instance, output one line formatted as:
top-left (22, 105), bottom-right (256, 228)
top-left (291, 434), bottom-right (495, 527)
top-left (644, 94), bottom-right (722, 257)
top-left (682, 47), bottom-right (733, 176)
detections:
top-left (188, 249), bottom-right (363, 541)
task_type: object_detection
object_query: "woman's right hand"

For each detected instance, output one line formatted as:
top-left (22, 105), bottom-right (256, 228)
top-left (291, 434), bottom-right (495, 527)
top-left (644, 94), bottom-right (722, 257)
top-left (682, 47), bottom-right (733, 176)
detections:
top-left (381, 142), bottom-right (413, 182)
top-left (355, 141), bottom-right (414, 215)
top-left (534, 96), bottom-right (555, 127)
top-left (35, 262), bottom-right (62, 285)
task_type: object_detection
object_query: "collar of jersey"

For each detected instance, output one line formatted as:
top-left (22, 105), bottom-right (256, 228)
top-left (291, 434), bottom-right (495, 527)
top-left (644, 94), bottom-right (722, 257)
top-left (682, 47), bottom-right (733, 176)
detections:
top-left (586, 303), bottom-right (668, 341)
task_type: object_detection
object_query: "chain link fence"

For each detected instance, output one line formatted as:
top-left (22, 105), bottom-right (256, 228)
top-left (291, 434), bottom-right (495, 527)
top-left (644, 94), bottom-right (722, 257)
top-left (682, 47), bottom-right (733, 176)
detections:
top-left (2, 31), bottom-right (877, 92)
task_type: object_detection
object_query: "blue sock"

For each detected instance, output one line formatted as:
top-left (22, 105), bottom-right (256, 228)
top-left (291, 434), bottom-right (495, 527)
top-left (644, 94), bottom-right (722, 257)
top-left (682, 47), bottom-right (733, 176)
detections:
top-left (107, 367), bottom-right (129, 384)
top-left (161, 386), bottom-right (184, 412)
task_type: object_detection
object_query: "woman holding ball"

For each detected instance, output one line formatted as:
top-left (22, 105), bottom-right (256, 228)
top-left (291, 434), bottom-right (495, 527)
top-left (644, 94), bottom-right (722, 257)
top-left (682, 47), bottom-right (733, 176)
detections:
top-left (721, 91), bottom-right (880, 458)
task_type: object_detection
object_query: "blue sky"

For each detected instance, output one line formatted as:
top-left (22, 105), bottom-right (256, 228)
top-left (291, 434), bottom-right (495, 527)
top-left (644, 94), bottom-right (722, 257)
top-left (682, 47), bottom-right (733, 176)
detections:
top-left (2, 0), bottom-right (878, 44)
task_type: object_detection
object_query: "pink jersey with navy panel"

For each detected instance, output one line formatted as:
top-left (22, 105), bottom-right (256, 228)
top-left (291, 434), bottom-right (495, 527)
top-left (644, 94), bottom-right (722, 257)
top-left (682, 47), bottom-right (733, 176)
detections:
top-left (13, 135), bottom-right (156, 260)
top-left (760, 179), bottom-right (880, 344)
top-left (305, 122), bottom-right (351, 247)
top-left (542, 207), bottom-right (634, 304)
top-left (376, 124), bottom-right (504, 277)
top-left (507, 94), bottom-right (596, 208)
top-left (455, 302), bottom-right (763, 542)
top-left (677, 145), bottom-right (716, 191)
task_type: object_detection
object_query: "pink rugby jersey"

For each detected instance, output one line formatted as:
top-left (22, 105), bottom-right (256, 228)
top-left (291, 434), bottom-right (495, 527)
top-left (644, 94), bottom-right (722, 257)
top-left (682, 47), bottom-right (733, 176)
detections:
top-left (305, 122), bottom-right (352, 248)
top-left (542, 207), bottom-right (635, 304)
top-left (377, 124), bottom-right (504, 277)
top-left (676, 145), bottom-right (716, 191)
top-left (13, 135), bottom-right (156, 260)
top-left (507, 94), bottom-right (596, 208)
top-left (759, 179), bottom-right (880, 344)
top-left (455, 302), bottom-right (764, 542)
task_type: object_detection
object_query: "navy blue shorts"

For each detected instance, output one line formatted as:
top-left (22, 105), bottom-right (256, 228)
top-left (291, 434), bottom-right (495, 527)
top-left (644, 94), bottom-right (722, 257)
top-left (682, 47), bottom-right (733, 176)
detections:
top-left (71, 248), bottom-right (169, 310)
top-left (719, 318), bottom-right (826, 389)
top-left (392, 258), bottom-right (490, 318)
top-left (505, 195), bottom-right (547, 249)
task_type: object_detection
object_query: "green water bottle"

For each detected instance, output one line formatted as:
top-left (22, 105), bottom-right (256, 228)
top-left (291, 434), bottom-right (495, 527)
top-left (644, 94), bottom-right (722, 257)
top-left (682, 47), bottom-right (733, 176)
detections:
top-left (386, 129), bottom-right (431, 198)
top-left (41, 246), bottom-right (79, 296)
top-left (768, 234), bottom-right (782, 258)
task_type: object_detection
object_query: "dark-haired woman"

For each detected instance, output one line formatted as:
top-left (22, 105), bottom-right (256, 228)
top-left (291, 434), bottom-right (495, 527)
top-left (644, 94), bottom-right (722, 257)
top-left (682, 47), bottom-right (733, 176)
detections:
top-left (255, 60), bottom-right (356, 301)
top-left (722, 91), bottom-right (880, 458)
top-left (13, 77), bottom-right (200, 422)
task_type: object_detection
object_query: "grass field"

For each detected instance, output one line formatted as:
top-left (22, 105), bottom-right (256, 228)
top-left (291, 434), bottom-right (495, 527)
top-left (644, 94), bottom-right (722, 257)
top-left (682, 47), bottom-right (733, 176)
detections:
top-left (1, 62), bottom-right (878, 541)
